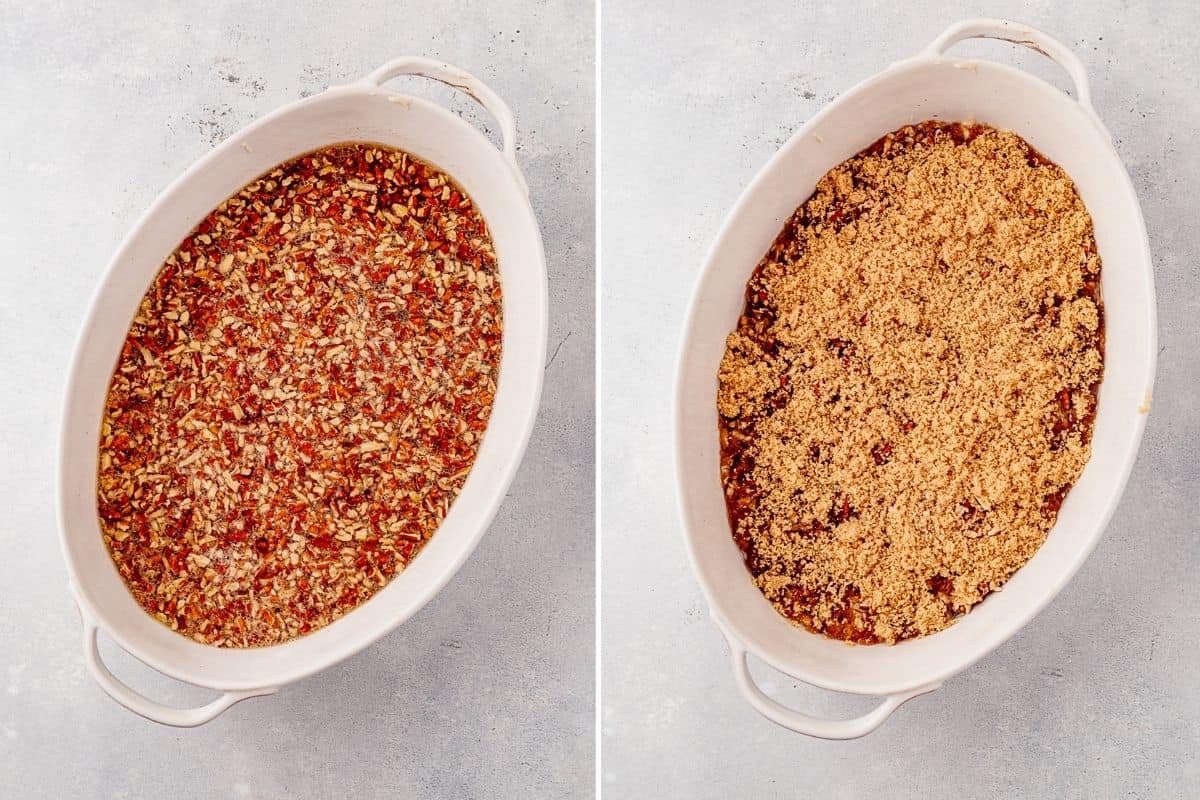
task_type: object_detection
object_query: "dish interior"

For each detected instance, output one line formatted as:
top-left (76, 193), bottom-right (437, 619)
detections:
top-left (97, 142), bottom-right (503, 647)
top-left (717, 121), bottom-right (1103, 645)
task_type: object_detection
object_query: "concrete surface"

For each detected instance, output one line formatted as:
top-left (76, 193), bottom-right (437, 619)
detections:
top-left (0, 2), bottom-right (593, 798)
top-left (601, 1), bottom-right (1197, 797)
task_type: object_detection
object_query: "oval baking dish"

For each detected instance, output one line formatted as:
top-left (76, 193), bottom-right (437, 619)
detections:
top-left (58, 57), bottom-right (547, 726)
top-left (675, 19), bottom-right (1156, 739)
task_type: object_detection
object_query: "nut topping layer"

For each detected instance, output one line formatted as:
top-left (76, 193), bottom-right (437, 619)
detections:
top-left (98, 143), bottom-right (501, 647)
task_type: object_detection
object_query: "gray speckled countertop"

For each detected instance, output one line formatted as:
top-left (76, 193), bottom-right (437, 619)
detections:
top-left (602, 1), bottom-right (1198, 797)
top-left (0, 2), bottom-right (593, 798)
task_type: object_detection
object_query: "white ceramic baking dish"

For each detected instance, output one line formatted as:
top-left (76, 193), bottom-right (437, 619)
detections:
top-left (58, 57), bottom-right (547, 726)
top-left (675, 19), bottom-right (1156, 739)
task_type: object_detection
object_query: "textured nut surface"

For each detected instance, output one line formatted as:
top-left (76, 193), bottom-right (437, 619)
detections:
top-left (97, 143), bottom-right (501, 648)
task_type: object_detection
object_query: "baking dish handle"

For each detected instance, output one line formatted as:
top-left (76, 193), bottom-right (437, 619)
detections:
top-left (717, 621), bottom-right (938, 739)
top-left (359, 57), bottom-right (528, 196)
top-left (920, 18), bottom-right (1108, 136)
top-left (74, 595), bottom-right (277, 727)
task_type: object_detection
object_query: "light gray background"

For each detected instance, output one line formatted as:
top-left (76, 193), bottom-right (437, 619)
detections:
top-left (602, 1), bottom-right (1197, 797)
top-left (0, 2), bottom-right (593, 798)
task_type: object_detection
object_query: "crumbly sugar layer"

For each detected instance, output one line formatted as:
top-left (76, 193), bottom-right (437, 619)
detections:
top-left (718, 122), bottom-right (1103, 644)
top-left (98, 143), bottom-right (501, 647)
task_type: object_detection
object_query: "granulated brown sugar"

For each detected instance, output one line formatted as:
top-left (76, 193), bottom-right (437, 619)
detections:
top-left (717, 121), bottom-right (1103, 644)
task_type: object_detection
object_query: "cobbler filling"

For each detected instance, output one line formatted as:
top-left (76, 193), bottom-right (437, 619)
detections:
top-left (718, 122), bottom-right (1103, 643)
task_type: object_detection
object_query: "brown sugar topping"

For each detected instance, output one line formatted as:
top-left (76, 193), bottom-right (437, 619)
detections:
top-left (97, 143), bottom-right (501, 647)
top-left (718, 122), bottom-right (1103, 644)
